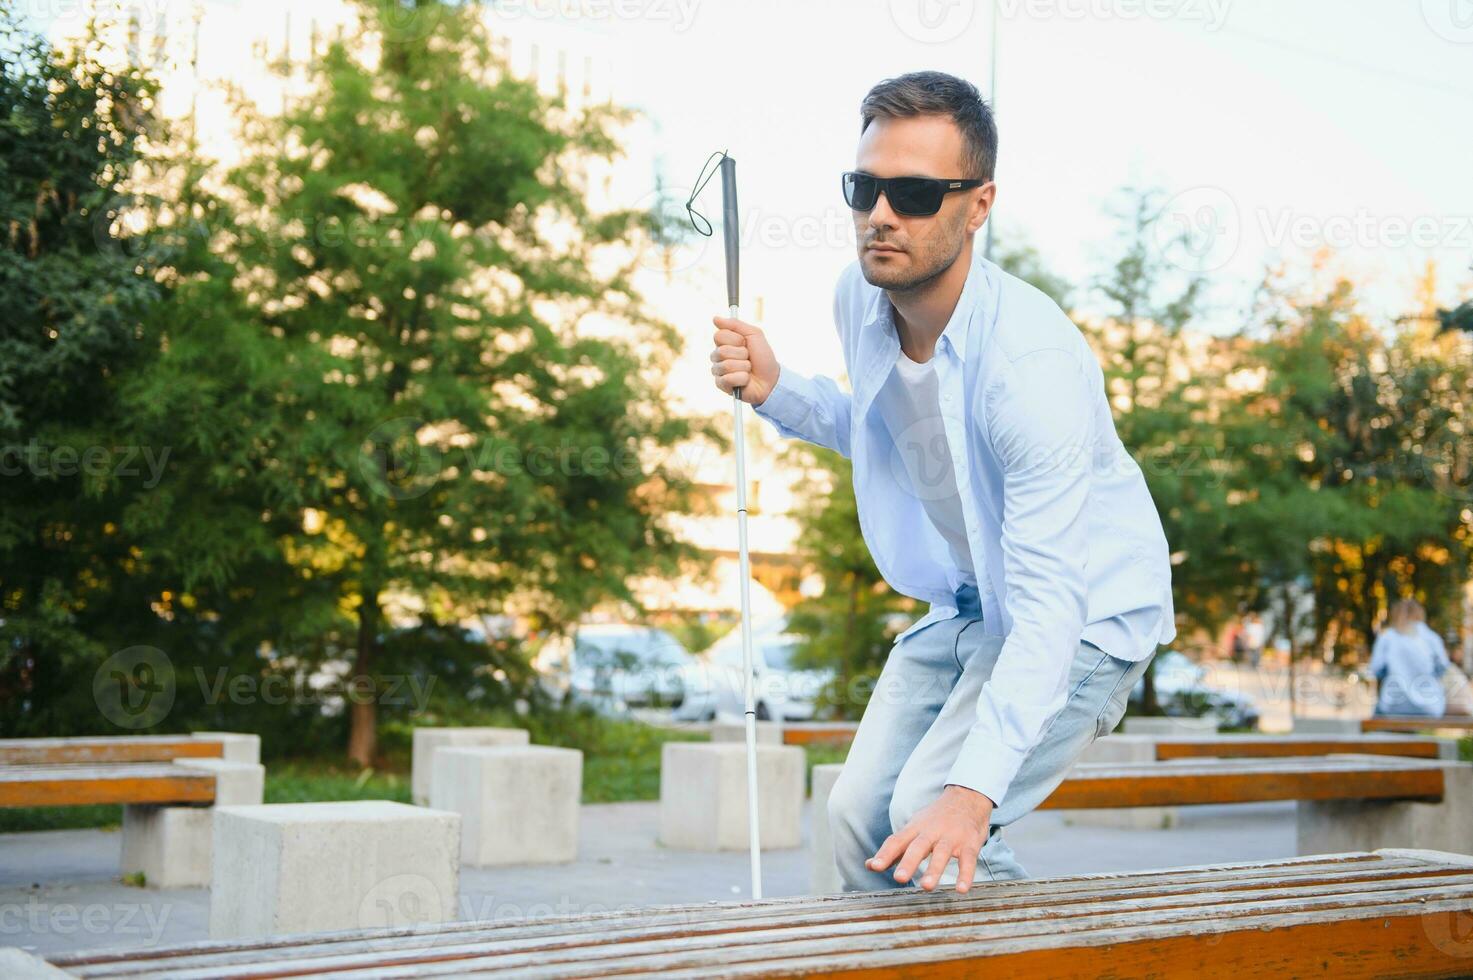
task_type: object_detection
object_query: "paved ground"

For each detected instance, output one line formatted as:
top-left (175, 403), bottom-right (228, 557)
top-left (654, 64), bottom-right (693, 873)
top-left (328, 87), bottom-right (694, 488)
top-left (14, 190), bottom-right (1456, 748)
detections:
top-left (1, 797), bottom-right (1297, 958)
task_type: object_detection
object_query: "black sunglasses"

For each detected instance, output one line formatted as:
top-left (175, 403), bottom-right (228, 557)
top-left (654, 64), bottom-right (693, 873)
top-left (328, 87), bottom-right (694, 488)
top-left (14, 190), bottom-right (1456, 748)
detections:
top-left (841, 171), bottom-right (987, 217)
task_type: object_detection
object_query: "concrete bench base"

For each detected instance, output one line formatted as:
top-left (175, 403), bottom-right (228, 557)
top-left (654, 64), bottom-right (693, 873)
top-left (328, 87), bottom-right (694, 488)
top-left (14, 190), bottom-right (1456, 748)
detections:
top-left (430, 745), bottom-right (582, 866)
top-left (411, 727), bottom-right (529, 806)
top-left (809, 763), bottom-right (843, 894)
top-left (119, 759), bottom-right (264, 889)
top-left (1297, 760), bottom-right (1473, 856)
top-left (209, 800), bottom-right (460, 940)
top-left (709, 720), bottom-right (784, 745)
top-left (659, 742), bottom-right (804, 851)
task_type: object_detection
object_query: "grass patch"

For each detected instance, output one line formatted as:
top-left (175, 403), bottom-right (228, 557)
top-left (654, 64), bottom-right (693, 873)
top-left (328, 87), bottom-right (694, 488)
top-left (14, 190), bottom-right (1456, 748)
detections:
top-left (0, 804), bottom-right (123, 834)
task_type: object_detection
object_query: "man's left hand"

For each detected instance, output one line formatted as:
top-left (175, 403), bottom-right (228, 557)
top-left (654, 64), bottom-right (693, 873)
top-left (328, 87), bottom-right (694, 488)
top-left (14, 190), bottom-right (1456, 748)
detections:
top-left (866, 785), bottom-right (994, 892)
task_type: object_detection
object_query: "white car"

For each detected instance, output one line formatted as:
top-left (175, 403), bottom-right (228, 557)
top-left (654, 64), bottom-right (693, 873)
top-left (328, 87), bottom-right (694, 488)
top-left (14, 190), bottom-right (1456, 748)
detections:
top-left (676, 620), bottom-right (834, 722)
top-left (538, 624), bottom-right (696, 714)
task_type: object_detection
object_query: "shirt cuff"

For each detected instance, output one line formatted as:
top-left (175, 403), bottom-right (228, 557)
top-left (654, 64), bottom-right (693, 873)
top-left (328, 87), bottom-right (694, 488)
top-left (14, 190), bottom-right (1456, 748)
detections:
top-left (753, 364), bottom-right (818, 433)
top-left (944, 731), bottom-right (1027, 809)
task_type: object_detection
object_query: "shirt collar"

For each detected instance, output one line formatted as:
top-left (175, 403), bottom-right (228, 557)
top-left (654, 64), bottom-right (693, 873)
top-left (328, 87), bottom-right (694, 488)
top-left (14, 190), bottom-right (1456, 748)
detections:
top-left (860, 250), bottom-right (987, 364)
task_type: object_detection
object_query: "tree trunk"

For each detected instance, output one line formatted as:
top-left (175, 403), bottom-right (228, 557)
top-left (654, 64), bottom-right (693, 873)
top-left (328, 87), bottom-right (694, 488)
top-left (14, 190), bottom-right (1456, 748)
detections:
top-left (347, 590), bottom-right (380, 768)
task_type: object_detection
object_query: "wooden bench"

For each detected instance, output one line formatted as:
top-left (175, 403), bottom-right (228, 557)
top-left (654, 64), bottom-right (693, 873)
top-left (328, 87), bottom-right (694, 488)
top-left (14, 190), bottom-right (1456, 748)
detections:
top-left (18, 849), bottom-right (1473, 977)
top-left (0, 733), bottom-right (263, 888)
top-left (1362, 715), bottom-right (1473, 735)
top-left (780, 721), bottom-right (859, 746)
top-left (1041, 755), bottom-right (1448, 810)
top-left (1147, 732), bottom-right (1449, 761)
top-left (806, 756), bottom-right (1471, 895)
top-left (0, 762), bottom-right (219, 808)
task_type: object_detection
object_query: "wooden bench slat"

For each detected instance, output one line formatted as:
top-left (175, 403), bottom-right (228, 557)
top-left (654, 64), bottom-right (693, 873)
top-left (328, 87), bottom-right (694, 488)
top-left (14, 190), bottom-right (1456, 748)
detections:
top-left (780, 723), bottom-right (859, 746)
top-left (54, 853), bottom-right (1473, 979)
top-left (54, 853), bottom-right (1408, 971)
top-left (92, 869), bottom-right (1473, 980)
top-left (625, 897), bottom-right (1473, 980)
top-left (0, 763), bottom-right (216, 808)
top-left (1041, 755), bottom-right (1447, 809)
top-left (1362, 715), bottom-right (1473, 734)
top-left (0, 736), bottom-right (224, 766)
top-left (1154, 734), bottom-right (1442, 760)
top-left (156, 880), bottom-right (1473, 980)
top-left (69, 864), bottom-right (1463, 978)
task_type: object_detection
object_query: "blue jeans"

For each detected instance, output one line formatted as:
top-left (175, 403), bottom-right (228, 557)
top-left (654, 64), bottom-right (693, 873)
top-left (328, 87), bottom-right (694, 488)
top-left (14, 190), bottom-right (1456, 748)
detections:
top-left (827, 582), bottom-right (1153, 889)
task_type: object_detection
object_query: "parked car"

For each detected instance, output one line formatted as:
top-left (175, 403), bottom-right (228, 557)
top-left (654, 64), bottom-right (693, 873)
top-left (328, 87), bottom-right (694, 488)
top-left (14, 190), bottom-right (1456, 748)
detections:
top-left (676, 619), bottom-right (834, 723)
top-left (537, 624), bottom-right (697, 714)
top-left (1131, 649), bottom-right (1260, 729)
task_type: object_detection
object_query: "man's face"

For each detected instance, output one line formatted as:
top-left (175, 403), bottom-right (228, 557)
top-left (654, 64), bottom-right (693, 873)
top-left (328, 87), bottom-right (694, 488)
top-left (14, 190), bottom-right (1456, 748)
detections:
top-left (851, 114), bottom-right (992, 292)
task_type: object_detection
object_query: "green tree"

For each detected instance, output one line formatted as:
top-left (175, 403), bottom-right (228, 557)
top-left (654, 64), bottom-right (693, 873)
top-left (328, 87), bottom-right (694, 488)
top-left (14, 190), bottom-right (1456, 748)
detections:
top-left (188, 0), bottom-right (698, 763)
top-left (0, 6), bottom-right (169, 733)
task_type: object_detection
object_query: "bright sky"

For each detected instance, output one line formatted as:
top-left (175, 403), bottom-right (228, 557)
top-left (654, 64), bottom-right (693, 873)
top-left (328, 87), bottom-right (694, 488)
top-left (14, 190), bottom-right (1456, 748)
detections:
top-left (562, 0), bottom-right (1473, 397)
top-left (25, 0), bottom-right (1473, 393)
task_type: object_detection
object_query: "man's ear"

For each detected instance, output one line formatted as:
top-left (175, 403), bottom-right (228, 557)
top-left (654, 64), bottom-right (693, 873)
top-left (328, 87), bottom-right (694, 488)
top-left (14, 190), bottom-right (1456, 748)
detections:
top-left (968, 182), bottom-right (997, 236)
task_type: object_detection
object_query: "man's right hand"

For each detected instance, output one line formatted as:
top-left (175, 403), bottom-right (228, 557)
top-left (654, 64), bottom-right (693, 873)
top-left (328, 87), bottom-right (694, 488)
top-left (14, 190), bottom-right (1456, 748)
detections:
top-left (711, 316), bottom-right (779, 407)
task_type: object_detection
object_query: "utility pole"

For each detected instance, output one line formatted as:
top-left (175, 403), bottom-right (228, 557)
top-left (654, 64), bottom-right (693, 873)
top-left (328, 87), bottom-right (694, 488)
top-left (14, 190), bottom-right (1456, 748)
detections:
top-left (984, 0), bottom-right (998, 262)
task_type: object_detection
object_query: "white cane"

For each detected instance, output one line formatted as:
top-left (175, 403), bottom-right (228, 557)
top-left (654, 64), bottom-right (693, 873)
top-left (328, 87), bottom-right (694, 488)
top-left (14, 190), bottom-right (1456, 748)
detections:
top-left (719, 154), bottom-right (763, 900)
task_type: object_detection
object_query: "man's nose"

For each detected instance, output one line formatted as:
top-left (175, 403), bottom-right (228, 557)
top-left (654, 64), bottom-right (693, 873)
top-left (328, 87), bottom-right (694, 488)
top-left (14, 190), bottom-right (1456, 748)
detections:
top-left (867, 191), bottom-right (900, 230)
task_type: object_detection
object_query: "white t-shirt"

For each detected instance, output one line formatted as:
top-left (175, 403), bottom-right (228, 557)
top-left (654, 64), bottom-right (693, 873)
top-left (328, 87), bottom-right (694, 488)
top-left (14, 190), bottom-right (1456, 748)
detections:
top-left (873, 349), bottom-right (976, 583)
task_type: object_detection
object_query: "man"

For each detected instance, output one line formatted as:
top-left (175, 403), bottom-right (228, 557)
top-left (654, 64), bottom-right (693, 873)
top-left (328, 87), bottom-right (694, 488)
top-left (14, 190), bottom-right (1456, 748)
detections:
top-left (709, 71), bottom-right (1175, 893)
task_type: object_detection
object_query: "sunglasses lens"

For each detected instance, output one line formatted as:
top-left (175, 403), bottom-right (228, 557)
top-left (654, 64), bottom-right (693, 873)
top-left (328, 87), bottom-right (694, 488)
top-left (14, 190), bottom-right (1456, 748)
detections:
top-left (888, 178), bottom-right (944, 216)
top-left (843, 173), bottom-right (879, 211)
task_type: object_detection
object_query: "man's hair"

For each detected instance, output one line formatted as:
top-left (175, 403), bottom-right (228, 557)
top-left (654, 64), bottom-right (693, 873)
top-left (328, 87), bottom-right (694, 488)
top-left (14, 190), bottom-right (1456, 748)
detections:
top-left (859, 71), bottom-right (997, 182)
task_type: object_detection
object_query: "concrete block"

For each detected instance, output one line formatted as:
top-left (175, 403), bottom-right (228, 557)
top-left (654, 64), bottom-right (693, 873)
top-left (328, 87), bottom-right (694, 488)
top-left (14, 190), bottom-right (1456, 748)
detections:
top-left (192, 731), bottom-right (261, 764)
top-left (430, 746), bottom-right (582, 867)
top-left (658, 742), bottom-right (804, 851)
top-left (1296, 759), bottom-right (1473, 857)
top-left (709, 720), bottom-right (785, 745)
top-left (1291, 716), bottom-right (1361, 735)
top-left (0, 948), bottom-right (72, 978)
top-left (809, 763), bottom-right (843, 894)
top-left (1058, 736), bottom-right (1180, 829)
top-left (209, 800), bottom-right (460, 940)
top-left (412, 727), bottom-right (530, 806)
top-left (1123, 716), bottom-right (1218, 736)
top-left (120, 759), bottom-right (264, 888)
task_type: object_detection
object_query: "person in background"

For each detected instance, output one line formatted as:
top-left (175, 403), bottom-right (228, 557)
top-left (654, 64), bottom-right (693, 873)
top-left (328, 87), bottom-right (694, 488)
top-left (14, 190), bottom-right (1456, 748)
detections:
top-left (1241, 612), bottom-right (1266, 670)
top-left (1370, 599), bottom-right (1449, 717)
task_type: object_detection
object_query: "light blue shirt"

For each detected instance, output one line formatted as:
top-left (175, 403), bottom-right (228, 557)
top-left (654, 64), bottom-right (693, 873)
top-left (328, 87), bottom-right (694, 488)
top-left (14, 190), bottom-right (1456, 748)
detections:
top-left (1370, 624), bottom-right (1450, 717)
top-left (753, 251), bottom-right (1176, 805)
